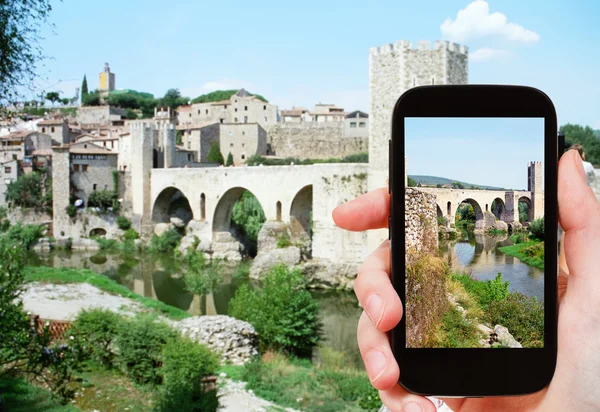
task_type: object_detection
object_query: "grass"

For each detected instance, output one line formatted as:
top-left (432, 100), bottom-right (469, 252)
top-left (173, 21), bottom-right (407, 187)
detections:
top-left (487, 228), bottom-right (507, 236)
top-left (430, 307), bottom-right (482, 348)
top-left (73, 364), bottom-right (154, 411)
top-left (24, 266), bottom-right (190, 320)
top-left (228, 351), bottom-right (379, 412)
top-left (0, 376), bottom-right (78, 412)
top-left (499, 240), bottom-right (544, 269)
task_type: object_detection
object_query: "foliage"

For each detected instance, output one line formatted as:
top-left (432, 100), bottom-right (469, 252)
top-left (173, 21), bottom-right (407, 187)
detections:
top-left (246, 152), bottom-right (368, 166)
top-left (6, 171), bottom-right (51, 210)
top-left (149, 229), bottom-right (181, 253)
top-left (82, 89), bottom-right (101, 106)
top-left (81, 75), bottom-right (88, 98)
top-left (487, 293), bottom-right (544, 348)
top-left (518, 201), bottom-right (529, 222)
top-left (231, 191), bottom-right (266, 256)
top-left (123, 228), bottom-right (139, 241)
top-left (529, 217), bottom-right (544, 240)
top-left (232, 261), bottom-right (251, 280)
top-left (66, 204), bottom-right (77, 218)
top-left (45, 91), bottom-right (60, 106)
top-left (107, 89), bottom-right (157, 118)
top-left (407, 177), bottom-right (417, 187)
top-left (437, 216), bottom-right (446, 226)
top-left (456, 203), bottom-right (476, 222)
top-left (95, 237), bottom-right (118, 250)
top-left (432, 306), bottom-right (481, 348)
top-left (154, 338), bottom-right (220, 412)
top-left (560, 123), bottom-right (600, 166)
top-left (207, 142), bottom-right (224, 164)
top-left (158, 88), bottom-right (189, 109)
top-left (24, 267), bottom-right (190, 320)
top-left (115, 315), bottom-right (178, 385)
top-left (0, 376), bottom-right (78, 411)
top-left (70, 309), bottom-right (123, 368)
top-left (276, 233), bottom-right (292, 248)
top-left (512, 233), bottom-right (530, 244)
top-left (226, 152), bottom-right (234, 166)
top-left (191, 89), bottom-right (268, 104)
top-left (499, 241), bottom-right (545, 270)
top-left (182, 251), bottom-right (223, 297)
top-left (87, 189), bottom-right (116, 209)
top-left (0, 0), bottom-right (54, 105)
top-left (229, 265), bottom-right (321, 357)
top-left (116, 215), bottom-right (132, 231)
top-left (0, 219), bottom-right (10, 232)
top-left (452, 181), bottom-right (465, 189)
top-left (4, 223), bottom-right (44, 249)
top-left (485, 274), bottom-right (510, 303)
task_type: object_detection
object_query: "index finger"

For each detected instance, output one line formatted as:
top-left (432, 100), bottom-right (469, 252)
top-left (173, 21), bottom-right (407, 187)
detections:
top-left (333, 187), bottom-right (390, 231)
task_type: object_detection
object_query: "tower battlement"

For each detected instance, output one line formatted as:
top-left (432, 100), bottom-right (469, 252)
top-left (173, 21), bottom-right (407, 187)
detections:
top-left (369, 40), bottom-right (468, 56)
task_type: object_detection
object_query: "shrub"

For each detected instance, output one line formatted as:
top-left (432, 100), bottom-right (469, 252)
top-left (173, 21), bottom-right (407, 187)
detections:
top-left (116, 315), bottom-right (178, 385)
top-left (66, 204), bottom-right (77, 218)
top-left (149, 229), bottom-right (181, 253)
top-left (5, 172), bottom-right (51, 210)
top-left (276, 233), bottom-right (291, 248)
top-left (231, 191), bottom-right (265, 256)
top-left (484, 273), bottom-right (510, 303)
top-left (513, 233), bottom-right (530, 244)
top-left (437, 216), bottom-right (446, 226)
top-left (529, 217), bottom-right (544, 240)
top-left (154, 338), bottom-right (220, 412)
top-left (487, 293), bottom-right (544, 348)
top-left (0, 206), bottom-right (7, 219)
top-left (70, 309), bottom-right (122, 368)
top-left (226, 152), bottom-right (234, 166)
top-left (87, 189), bottom-right (116, 209)
top-left (182, 251), bottom-right (222, 297)
top-left (229, 264), bottom-right (321, 357)
top-left (207, 142), bottom-right (224, 165)
top-left (0, 219), bottom-right (10, 232)
top-left (95, 237), bottom-right (117, 250)
top-left (123, 228), bottom-right (139, 241)
top-left (116, 216), bottom-right (132, 230)
top-left (5, 223), bottom-right (44, 249)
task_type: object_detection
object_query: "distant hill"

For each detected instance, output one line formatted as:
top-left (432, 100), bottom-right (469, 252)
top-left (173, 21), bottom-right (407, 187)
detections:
top-left (408, 175), bottom-right (505, 190)
top-left (191, 90), bottom-right (268, 104)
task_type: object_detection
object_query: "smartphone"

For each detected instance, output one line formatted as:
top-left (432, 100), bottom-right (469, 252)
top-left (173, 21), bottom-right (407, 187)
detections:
top-left (389, 85), bottom-right (558, 397)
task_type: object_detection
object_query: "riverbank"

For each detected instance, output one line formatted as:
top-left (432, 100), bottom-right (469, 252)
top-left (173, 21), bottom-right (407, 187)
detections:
top-left (498, 240), bottom-right (544, 270)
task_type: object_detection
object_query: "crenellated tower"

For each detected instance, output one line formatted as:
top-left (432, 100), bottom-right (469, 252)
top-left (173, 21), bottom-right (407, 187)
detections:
top-left (528, 161), bottom-right (543, 220)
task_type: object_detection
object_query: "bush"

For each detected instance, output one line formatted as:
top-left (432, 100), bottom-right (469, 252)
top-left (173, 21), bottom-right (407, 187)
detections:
top-left (231, 191), bottom-right (265, 256)
top-left (523, 242), bottom-right (544, 260)
top-left (116, 315), bottom-right (178, 385)
top-left (0, 219), bottom-right (10, 232)
top-left (87, 190), bottom-right (116, 209)
top-left (182, 251), bottom-right (222, 297)
top-left (487, 293), bottom-right (544, 348)
top-left (512, 233), bottom-right (530, 244)
top-left (66, 204), bottom-right (77, 218)
top-left (117, 216), bottom-right (132, 230)
top-left (123, 228), bottom-right (139, 241)
top-left (484, 273), bottom-right (510, 303)
top-left (154, 338), bottom-right (220, 412)
top-left (5, 172), bottom-right (51, 210)
top-left (70, 309), bottom-right (122, 368)
top-left (229, 264), bottom-right (321, 357)
top-left (207, 142), bottom-right (224, 165)
top-left (276, 233), bottom-right (291, 248)
top-left (4, 223), bottom-right (44, 249)
top-left (95, 237), bottom-right (117, 250)
top-left (149, 229), bottom-right (181, 253)
top-left (529, 217), bottom-right (544, 240)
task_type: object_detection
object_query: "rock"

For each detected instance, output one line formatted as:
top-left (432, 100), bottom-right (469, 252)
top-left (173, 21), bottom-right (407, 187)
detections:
top-left (494, 325), bottom-right (522, 348)
top-left (477, 324), bottom-right (493, 335)
top-left (178, 235), bottom-right (198, 255)
top-left (474, 211), bottom-right (497, 233)
top-left (508, 221), bottom-right (524, 232)
top-left (134, 239), bottom-right (142, 247)
top-left (170, 217), bottom-right (185, 228)
top-left (211, 232), bottom-right (242, 261)
top-left (297, 259), bottom-right (359, 290)
top-left (154, 223), bottom-right (170, 236)
top-left (70, 238), bottom-right (101, 251)
top-left (250, 247), bottom-right (301, 279)
top-left (33, 237), bottom-right (53, 252)
top-left (256, 221), bottom-right (291, 252)
top-left (171, 315), bottom-right (258, 365)
top-left (492, 220), bottom-right (508, 232)
top-left (186, 220), bottom-right (206, 237)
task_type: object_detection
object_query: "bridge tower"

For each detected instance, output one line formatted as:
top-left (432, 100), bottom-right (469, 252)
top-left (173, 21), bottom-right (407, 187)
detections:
top-left (528, 161), bottom-right (543, 220)
top-left (130, 123), bottom-right (155, 235)
top-left (368, 40), bottom-right (468, 249)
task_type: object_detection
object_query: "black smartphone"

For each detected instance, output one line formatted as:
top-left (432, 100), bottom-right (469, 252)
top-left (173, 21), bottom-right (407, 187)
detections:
top-left (389, 85), bottom-right (558, 397)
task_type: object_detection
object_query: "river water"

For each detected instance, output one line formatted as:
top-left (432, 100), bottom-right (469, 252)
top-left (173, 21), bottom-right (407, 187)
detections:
top-left (28, 231), bottom-right (543, 368)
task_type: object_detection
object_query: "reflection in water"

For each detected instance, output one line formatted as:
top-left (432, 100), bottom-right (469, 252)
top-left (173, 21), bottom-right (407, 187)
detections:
top-left (441, 232), bottom-right (544, 301)
top-left (29, 249), bottom-right (364, 368)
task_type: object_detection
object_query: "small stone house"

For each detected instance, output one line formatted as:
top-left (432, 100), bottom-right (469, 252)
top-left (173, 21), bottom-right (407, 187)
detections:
top-left (68, 142), bottom-right (118, 205)
top-left (37, 118), bottom-right (69, 145)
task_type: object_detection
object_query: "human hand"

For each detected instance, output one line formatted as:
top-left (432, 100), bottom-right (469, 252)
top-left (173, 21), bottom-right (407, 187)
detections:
top-left (332, 149), bottom-right (600, 412)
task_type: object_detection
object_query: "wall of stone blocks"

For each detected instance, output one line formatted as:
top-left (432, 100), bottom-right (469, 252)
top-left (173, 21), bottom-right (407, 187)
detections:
top-left (405, 188), bottom-right (438, 255)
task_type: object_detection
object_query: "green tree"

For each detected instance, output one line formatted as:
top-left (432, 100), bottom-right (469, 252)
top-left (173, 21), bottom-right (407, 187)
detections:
top-left (561, 124), bottom-right (600, 166)
top-left (82, 89), bottom-right (101, 106)
top-left (5, 172), bottom-right (50, 210)
top-left (159, 88), bottom-right (189, 109)
top-left (407, 177), bottom-right (417, 187)
top-left (226, 152), bottom-right (234, 166)
top-left (45, 91), bottom-right (60, 106)
top-left (60, 97), bottom-right (70, 106)
top-left (452, 181), bottom-right (465, 189)
top-left (81, 74), bottom-right (88, 98)
top-left (207, 142), bottom-right (224, 164)
top-left (0, 0), bottom-right (54, 105)
top-left (232, 191), bottom-right (265, 256)
top-left (191, 89), bottom-right (268, 104)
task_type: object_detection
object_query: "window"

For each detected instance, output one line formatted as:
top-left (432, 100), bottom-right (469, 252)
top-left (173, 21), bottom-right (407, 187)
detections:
top-left (244, 116), bottom-right (248, 123)
top-left (205, 109), bottom-right (208, 114)
top-left (189, 113), bottom-right (191, 118)
top-left (244, 106), bottom-right (248, 111)
top-left (103, 142), bottom-right (107, 147)
top-left (188, 153), bottom-right (192, 161)
top-left (235, 108), bottom-right (238, 112)
top-left (12, 154), bottom-right (17, 160)
top-left (241, 154), bottom-right (245, 160)
top-left (51, 127), bottom-right (55, 133)
top-left (220, 118), bottom-right (224, 124)
top-left (359, 122), bottom-right (366, 128)
top-left (242, 131), bottom-right (245, 135)
top-left (105, 184), bottom-right (108, 190)
top-left (4, 167), bottom-right (11, 174)
top-left (111, 141), bottom-right (114, 149)
top-left (242, 143), bottom-right (245, 147)
top-left (264, 116), bottom-right (267, 122)
top-left (188, 141), bottom-right (191, 149)
top-left (42, 127), bottom-right (46, 133)
top-left (93, 183), bottom-right (97, 191)
top-left (228, 131), bottom-right (232, 136)
top-left (230, 143), bottom-right (234, 147)
top-left (82, 164), bottom-right (88, 172)
top-left (235, 100), bottom-right (237, 102)
top-left (276, 201), bottom-right (281, 221)
top-left (234, 118), bottom-right (238, 123)
top-left (198, 110), bottom-right (201, 115)
top-left (263, 105), bottom-right (266, 110)
top-left (224, 105), bottom-right (227, 109)
top-left (200, 193), bottom-right (206, 220)
top-left (73, 164), bottom-right (80, 172)
top-left (350, 122), bottom-right (357, 128)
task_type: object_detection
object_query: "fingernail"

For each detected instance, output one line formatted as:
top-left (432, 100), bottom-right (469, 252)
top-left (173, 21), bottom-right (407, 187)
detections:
top-left (365, 293), bottom-right (384, 327)
top-left (365, 350), bottom-right (388, 382)
top-left (404, 402), bottom-right (424, 412)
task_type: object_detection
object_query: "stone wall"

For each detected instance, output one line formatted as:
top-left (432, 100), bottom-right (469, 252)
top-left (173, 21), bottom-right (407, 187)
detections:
top-left (7, 208), bottom-right (52, 226)
top-left (405, 188), bottom-right (438, 255)
top-left (71, 154), bottom-right (118, 204)
top-left (220, 123), bottom-right (267, 165)
top-left (267, 122), bottom-right (367, 159)
top-left (54, 210), bottom-right (122, 240)
top-left (75, 106), bottom-right (127, 125)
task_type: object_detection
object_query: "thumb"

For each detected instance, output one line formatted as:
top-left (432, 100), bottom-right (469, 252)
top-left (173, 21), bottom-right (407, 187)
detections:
top-left (558, 150), bottom-right (600, 305)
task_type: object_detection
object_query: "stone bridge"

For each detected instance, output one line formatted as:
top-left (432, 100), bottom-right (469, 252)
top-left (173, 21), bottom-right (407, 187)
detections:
top-left (416, 187), bottom-right (542, 225)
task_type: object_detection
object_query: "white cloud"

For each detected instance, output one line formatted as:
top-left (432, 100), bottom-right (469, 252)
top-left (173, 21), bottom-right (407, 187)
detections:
top-left (470, 48), bottom-right (510, 62)
top-left (441, 0), bottom-right (540, 43)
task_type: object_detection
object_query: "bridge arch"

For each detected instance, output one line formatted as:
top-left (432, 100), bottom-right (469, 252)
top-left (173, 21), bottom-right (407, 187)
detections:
top-left (152, 186), bottom-right (194, 224)
top-left (518, 196), bottom-right (533, 222)
top-left (290, 185), bottom-right (313, 237)
top-left (491, 197), bottom-right (505, 220)
top-left (455, 198), bottom-right (484, 221)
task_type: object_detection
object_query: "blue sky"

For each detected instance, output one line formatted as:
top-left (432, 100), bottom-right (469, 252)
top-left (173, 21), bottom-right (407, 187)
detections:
top-left (35, 0), bottom-right (598, 129)
top-left (405, 117), bottom-right (544, 190)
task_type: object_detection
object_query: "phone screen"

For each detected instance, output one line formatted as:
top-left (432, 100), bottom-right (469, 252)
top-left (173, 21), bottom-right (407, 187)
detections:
top-left (404, 117), bottom-right (545, 349)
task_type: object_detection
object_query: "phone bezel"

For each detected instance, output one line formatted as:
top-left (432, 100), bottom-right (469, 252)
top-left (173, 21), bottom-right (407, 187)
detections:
top-left (390, 85), bottom-right (558, 397)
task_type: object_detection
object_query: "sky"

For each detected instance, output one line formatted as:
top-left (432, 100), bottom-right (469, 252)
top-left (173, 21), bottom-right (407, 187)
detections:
top-left (33, 0), bottom-right (599, 129)
top-left (405, 117), bottom-right (544, 190)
